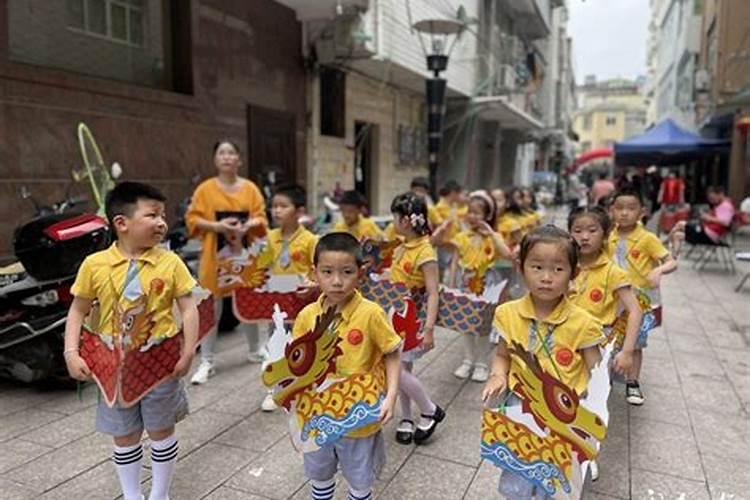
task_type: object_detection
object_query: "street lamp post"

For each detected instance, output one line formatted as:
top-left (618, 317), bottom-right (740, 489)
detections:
top-left (411, 18), bottom-right (464, 199)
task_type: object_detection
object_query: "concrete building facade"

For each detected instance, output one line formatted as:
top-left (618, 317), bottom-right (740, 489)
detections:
top-left (573, 77), bottom-right (648, 153)
top-left (645, 0), bottom-right (703, 130)
top-left (278, 0), bottom-right (480, 215)
top-left (696, 0), bottom-right (750, 201)
top-left (0, 0), bottom-right (308, 260)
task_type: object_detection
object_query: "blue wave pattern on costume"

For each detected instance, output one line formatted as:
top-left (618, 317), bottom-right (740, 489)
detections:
top-left (302, 398), bottom-right (384, 447)
top-left (480, 440), bottom-right (571, 496)
top-left (637, 310), bottom-right (656, 346)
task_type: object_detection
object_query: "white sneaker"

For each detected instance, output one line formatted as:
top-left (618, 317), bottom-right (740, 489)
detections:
top-left (261, 393), bottom-right (277, 412)
top-left (190, 361), bottom-right (215, 385)
top-left (471, 363), bottom-right (489, 383)
top-left (590, 459), bottom-right (600, 481)
top-left (453, 361), bottom-right (473, 380)
top-left (247, 351), bottom-right (265, 364)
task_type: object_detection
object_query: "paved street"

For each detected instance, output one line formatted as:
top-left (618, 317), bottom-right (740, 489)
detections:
top-left (1, 254), bottom-right (749, 500)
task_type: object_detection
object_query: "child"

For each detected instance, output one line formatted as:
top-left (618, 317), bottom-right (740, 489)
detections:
top-left (492, 188), bottom-right (523, 247)
top-left (294, 232), bottom-right (402, 500)
top-left (332, 190), bottom-right (384, 241)
top-left (482, 225), bottom-right (603, 500)
top-left (521, 187), bottom-right (542, 232)
top-left (568, 206), bottom-right (642, 377)
top-left (429, 180), bottom-right (468, 279)
top-left (442, 190), bottom-right (511, 382)
top-left (389, 192), bottom-right (446, 445)
top-left (608, 187), bottom-right (677, 405)
top-left (64, 182), bottom-right (199, 500)
top-left (259, 184), bottom-right (319, 412)
top-left (505, 187), bottom-right (529, 236)
top-left (568, 206), bottom-right (643, 481)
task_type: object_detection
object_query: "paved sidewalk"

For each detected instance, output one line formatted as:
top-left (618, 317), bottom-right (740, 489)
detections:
top-left (0, 257), bottom-right (748, 499)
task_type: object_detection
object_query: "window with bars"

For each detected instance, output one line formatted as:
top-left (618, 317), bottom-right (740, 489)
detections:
top-left (67, 0), bottom-right (145, 46)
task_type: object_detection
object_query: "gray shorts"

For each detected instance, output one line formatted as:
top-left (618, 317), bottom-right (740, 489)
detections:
top-left (303, 431), bottom-right (385, 490)
top-left (95, 379), bottom-right (189, 437)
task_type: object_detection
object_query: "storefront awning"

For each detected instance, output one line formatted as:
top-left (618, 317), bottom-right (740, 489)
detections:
top-left (472, 96), bottom-right (544, 131)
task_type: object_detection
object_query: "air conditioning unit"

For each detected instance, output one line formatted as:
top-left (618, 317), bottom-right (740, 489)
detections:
top-left (493, 64), bottom-right (516, 94)
top-left (333, 7), bottom-right (375, 59)
top-left (694, 69), bottom-right (711, 92)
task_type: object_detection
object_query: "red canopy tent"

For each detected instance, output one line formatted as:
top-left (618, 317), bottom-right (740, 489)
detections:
top-left (565, 148), bottom-right (613, 173)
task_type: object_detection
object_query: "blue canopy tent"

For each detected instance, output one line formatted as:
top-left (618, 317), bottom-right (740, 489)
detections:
top-left (614, 119), bottom-right (729, 166)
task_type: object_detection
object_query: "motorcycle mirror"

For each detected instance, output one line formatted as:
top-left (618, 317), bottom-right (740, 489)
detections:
top-left (20, 185), bottom-right (31, 199)
top-left (111, 162), bottom-right (122, 179)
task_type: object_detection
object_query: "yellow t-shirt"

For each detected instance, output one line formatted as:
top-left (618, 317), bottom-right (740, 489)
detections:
top-left (429, 199), bottom-right (467, 242)
top-left (389, 236), bottom-right (437, 289)
top-left (71, 243), bottom-right (196, 340)
top-left (520, 210), bottom-right (542, 233)
top-left (185, 178), bottom-right (267, 295)
top-left (332, 216), bottom-right (384, 241)
top-left (492, 295), bottom-right (603, 396)
top-left (264, 225), bottom-right (318, 275)
top-left (452, 229), bottom-right (500, 271)
top-left (383, 222), bottom-right (404, 245)
top-left (607, 223), bottom-right (669, 289)
top-left (292, 291), bottom-right (402, 438)
top-left (505, 211), bottom-right (529, 236)
top-left (569, 253), bottom-right (631, 326)
top-left (496, 215), bottom-right (522, 245)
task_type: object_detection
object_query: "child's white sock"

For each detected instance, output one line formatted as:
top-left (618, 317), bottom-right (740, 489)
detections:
top-left (347, 488), bottom-right (372, 500)
top-left (461, 333), bottom-right (477, 364)
top-left (113, 443), bottom-right (143, 500)
top-left (148, 435), bottom-right (179, 500)
top-left (311, 478), bottom-right (336, 500)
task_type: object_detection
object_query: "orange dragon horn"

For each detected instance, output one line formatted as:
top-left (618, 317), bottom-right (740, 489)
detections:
top-left (312, 306), bottom-right (339, 339)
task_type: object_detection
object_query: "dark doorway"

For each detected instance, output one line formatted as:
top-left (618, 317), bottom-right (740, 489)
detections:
top-left (354, 121), bottom-right (375, 210)
top-left (247, 105), bottom-right (296, 202)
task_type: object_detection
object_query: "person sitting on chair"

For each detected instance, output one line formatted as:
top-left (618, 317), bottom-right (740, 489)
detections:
top-left (678, 186), bottom-right (734, 248)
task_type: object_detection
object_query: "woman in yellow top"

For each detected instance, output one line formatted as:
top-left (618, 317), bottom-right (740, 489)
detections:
top-left (441, 190), bottom-right (512, 383)
top-left (482, 226), bottom-right (603, 500)
top-left (388, 192), bottom-right (445, 447)
top-left (185, 140), bottom-right (268, 385)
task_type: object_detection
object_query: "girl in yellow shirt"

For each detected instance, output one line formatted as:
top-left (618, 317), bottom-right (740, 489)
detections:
top-left (185, 140), bottom-right (268, 385)
top-left (567, 206), bottom-right (643, 481)
top-left (482, 226), bottom-right (603, 499)
top-left (388, 192), bottom-right (445, 447)
top-left (568, 207), bottom-right (642, 377)
top-left (442, 190), bottom-right (512, 383)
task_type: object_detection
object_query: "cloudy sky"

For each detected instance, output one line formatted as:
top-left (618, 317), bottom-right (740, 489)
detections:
top-left (568, 0), bottom-right (651, 83)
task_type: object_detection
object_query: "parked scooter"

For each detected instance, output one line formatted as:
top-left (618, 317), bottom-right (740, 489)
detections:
top-left (0, 123), bottom-right (116, 384)
top-left (0, 189), bottom-right (109, 383)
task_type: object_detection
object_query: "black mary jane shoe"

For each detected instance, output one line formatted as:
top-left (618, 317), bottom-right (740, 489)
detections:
top-left (413, 405), bottom-right (445, 445)
top-left (395, 419), bottom-right (415, 445)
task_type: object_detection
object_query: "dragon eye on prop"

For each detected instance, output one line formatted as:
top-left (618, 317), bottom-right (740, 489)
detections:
top-left (231, 262), bottom-right (243, 274)
top-left (543, 382), bottom-right (578, 424)
top-left (286, 340), bottom-right (316, 376)
top-left (122, 315), bottom-right (134, 333)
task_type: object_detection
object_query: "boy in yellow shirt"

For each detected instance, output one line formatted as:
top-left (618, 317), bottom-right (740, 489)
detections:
top-left (258, 184), bottom-right (318, 412)
top-left (332, 190), bottom-right (384, 241)
top-left (64, 182), bottom-right (199, 500)
top-left (294, 232), bottom-right (402, 500)
top-left (608, 187), bottom-right (677, 405)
